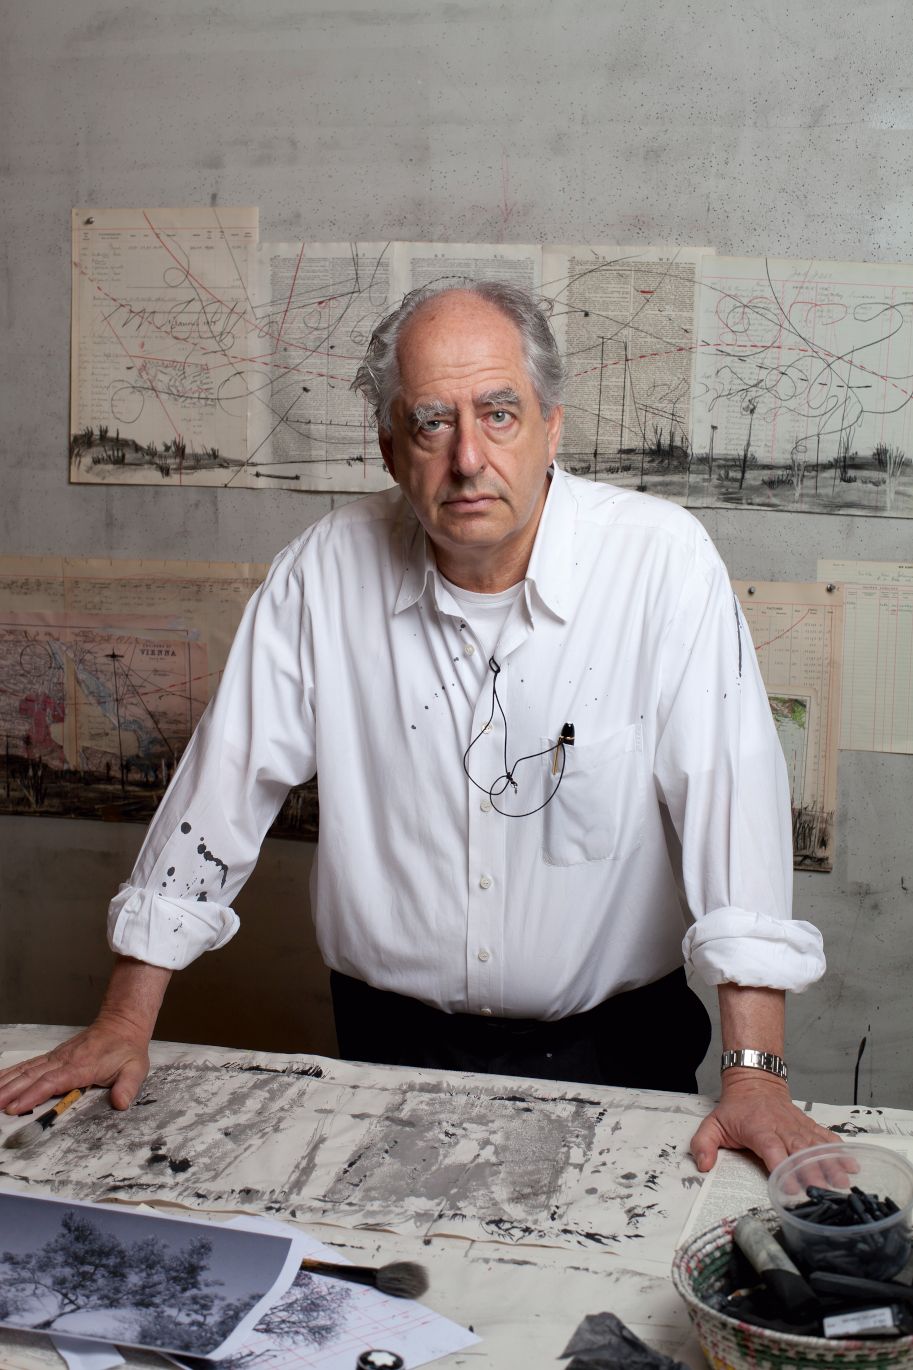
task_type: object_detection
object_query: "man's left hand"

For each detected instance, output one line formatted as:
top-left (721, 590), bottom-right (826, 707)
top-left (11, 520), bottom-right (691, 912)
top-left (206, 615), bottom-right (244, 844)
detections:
top-left (690, 1069), bottom-right (836, 1173)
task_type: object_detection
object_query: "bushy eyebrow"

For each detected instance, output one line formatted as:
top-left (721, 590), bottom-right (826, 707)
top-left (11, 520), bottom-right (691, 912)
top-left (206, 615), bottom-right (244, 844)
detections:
top-left (477, 387), bottom-right (521, 408)
top-left (407, 388), bottom-right (522, 428)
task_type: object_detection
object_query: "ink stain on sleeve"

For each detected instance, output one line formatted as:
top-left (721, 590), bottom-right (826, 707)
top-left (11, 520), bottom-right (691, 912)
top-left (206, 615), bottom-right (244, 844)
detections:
top-left (195, 839), bottom-right (229, 888)
top-left (180, 821), bottom-right (191, 833)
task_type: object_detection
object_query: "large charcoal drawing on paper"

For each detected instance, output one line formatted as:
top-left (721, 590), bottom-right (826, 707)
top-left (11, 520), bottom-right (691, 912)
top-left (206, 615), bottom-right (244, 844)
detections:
top-left (0, 1059), bottom-right (699, 1251)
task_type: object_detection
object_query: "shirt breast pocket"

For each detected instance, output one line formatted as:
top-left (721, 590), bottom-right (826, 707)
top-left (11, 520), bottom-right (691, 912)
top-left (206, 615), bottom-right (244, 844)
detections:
top-left (541, 722), bottom-right (645, 866)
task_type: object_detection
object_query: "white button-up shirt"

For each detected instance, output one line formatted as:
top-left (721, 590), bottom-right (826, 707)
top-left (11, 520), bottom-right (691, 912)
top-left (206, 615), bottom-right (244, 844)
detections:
top-left (108, 464), bottom-right (825, 1019)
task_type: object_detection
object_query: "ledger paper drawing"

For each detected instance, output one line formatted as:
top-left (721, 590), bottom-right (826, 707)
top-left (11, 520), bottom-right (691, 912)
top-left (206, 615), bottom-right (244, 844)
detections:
top-left (733, 580), bottom-right (843, 873)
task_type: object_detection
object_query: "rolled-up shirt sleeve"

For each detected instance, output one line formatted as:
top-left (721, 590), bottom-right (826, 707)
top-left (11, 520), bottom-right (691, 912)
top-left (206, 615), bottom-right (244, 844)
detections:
top-left (653, 546), bottom-right (825, 992)
top-left (107, 543), bottom-right (316, 969)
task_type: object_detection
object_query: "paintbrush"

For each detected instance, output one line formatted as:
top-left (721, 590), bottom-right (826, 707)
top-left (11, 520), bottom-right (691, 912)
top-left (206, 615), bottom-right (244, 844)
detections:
top-left (2, 1088), bottom-right (87, 1150)
top-left (299, 1257), bottom-right (428, 1299)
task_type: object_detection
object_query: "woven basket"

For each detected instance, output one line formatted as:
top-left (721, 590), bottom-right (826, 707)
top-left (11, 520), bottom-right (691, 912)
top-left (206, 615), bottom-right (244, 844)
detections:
top-left (672, 1207), bottom-right (913, 1369)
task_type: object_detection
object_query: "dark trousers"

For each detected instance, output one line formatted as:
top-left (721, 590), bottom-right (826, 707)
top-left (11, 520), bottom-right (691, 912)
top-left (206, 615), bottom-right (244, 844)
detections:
top-left (330, 966), bottom-right (712, 1093)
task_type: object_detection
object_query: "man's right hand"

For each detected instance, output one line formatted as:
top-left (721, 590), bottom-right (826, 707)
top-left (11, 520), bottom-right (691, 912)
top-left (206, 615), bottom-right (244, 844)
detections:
top-left (0, 955), bottom-right (173, 1115)
top-left (0, 1020), bottom-right (151, 1114)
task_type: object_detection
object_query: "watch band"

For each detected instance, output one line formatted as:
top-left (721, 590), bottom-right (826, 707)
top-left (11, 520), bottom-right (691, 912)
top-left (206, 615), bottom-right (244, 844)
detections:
top-left (720, 1048), bottom-right (788, 1081)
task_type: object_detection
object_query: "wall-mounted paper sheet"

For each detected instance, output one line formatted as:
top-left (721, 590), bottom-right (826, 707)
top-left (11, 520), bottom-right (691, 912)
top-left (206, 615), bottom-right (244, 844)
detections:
top-left (818, 560), bottom-right (913, 753)
top-left (0, 555), bottom-right (317, 838)
top-left (692, 256), bottom-right (913, 517)
top-left (70, 208), bottom-right (258, 487)
top-left (734, 581), bottom-right (843, 872)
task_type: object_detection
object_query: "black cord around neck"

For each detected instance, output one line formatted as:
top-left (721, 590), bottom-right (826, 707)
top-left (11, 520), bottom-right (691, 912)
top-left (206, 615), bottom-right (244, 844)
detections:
top-left (461, 655), bottom-right (567, 817)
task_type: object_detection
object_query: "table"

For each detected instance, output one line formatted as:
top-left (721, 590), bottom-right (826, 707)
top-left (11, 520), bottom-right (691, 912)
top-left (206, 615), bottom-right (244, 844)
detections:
top-left (2, 1025), bottom-right (913, 1370)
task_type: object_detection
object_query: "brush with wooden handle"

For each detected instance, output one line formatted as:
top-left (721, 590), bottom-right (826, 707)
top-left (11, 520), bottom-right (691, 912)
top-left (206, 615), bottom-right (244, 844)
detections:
top-left (298, 1257), bottom-right (428, 1299)
top-left (2, 1088), bottom-right (88, 1150)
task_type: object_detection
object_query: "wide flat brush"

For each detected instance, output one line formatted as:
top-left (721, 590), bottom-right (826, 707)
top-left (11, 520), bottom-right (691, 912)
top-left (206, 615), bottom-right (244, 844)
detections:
top-left (2, 1088), bottom-right (87, 1150)
top-left (298, 1258), bottom-right (428, 1299)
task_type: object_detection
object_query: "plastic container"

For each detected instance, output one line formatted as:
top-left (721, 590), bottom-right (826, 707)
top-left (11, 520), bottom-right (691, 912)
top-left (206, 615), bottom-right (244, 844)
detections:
top-left (768, 1142), bottom-right (913, 1279)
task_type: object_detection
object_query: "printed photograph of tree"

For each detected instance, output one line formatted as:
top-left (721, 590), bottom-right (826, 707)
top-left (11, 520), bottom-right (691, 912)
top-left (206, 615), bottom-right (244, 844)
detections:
top-left (0, 1192), bottom-right (294, 1357)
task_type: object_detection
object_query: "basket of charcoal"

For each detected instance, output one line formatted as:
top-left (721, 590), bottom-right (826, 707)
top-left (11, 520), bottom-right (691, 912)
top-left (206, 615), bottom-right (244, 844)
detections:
top-left (672, 1143), bottom-right (913, 1369)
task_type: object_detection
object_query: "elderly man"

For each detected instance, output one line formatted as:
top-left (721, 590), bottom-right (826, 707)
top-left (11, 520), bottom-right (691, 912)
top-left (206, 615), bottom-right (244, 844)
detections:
top-left (0, 281), bottom-right (831, 1172)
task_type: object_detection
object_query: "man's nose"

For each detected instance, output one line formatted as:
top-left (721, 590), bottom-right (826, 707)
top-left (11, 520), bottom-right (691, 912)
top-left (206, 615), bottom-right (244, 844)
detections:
top-left (451, 420), bottom-right (486, 477)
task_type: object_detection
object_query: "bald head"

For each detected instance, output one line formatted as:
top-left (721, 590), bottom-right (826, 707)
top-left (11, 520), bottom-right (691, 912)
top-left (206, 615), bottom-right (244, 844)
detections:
top-left (352, 280), bottom-right (564, 432)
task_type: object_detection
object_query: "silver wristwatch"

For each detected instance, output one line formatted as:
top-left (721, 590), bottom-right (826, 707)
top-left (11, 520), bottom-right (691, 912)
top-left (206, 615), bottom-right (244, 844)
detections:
top-left (720, 1048), bottom-right (788, 1081)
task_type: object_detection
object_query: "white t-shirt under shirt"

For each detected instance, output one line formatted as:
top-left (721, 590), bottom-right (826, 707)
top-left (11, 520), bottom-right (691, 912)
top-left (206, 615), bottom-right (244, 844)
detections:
top-left (107, 464), bottom-right (825, 1020)
top-left (438, 575), bottom-right (523, 669)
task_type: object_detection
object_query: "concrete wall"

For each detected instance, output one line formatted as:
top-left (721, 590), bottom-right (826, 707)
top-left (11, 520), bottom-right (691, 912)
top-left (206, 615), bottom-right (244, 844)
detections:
top-left (2, 0), bottom-right (912, 1104)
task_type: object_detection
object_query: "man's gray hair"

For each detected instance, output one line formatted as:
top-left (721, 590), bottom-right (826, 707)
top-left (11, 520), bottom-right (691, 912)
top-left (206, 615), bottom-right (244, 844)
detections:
top-left (352, 279), bottom-right (565, 432)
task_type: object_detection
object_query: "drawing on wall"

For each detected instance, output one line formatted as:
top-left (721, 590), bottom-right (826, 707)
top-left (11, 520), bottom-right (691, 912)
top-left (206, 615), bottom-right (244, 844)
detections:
top-left (247, 241), bottom-right (538, 492)
top-left (735, 582), bottom-right (844, 872)
top-left (70, 208), bottom-right (259, 486)
top-left (542, 246), bottom-right (705, 487)
top-left (70, 221), bottom-right (913, 514)
top-left (246, 240), bottom-right (395, 491)
top-left (688, 256), bottom-right (913, 516)
top-left (769, 693), bottom-right (811, 804)
top-left (71, 219), bottom-right (541, 494)
top-left (818, 559), bottom-right (913, 755)
top-left (0, 615), bottom-right (206, 819)
top-left (0, 557), bottom-right (318, 837)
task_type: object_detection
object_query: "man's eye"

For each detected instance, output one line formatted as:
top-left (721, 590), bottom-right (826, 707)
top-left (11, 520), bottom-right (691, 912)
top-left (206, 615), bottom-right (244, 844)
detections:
top-left (419, 419), bottom-right (444, 433)
top-left (488, 410), bottom-right (512, 425)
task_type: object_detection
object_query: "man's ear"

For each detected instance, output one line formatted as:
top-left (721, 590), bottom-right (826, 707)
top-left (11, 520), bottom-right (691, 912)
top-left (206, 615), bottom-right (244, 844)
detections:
top-left (546, 404), bottom-right (564, 460)
top-left (378, 428), bottom-right (397, 480)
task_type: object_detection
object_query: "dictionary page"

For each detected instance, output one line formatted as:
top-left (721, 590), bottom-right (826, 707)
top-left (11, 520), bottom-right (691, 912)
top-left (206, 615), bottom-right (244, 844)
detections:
top-left (691, 255), bottom-right (913, 517)
top-left (396, 240), bottom-right (540, 296)
top-left (70, 208), bottom-right (258, 487)
top-left (246, 241), bottom-right (396, 492)
top-left (542, 244), bottom-right (706, 489)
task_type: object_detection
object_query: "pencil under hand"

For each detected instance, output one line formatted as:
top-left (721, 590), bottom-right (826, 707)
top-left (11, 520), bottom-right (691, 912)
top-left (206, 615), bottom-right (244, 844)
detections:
top-left (298, 1257), bottom-right (428, 1299)
top-left (2, 1088), bottom-right (87, 1150)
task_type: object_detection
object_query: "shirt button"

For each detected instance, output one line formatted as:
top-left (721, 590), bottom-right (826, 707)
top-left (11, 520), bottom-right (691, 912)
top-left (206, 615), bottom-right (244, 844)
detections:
top-left (479, 874), bottom-right (492, 889)
top-left (477, 948), bottom-right (491, 962)
top-left (480, 1006), bottom-right (493, 1016)
top-left (480, 799), bottom-right (492, 812)
top-left (483, 723), bottom-right (493, 733)
top-left (463, 643), bottom-right (475, 656)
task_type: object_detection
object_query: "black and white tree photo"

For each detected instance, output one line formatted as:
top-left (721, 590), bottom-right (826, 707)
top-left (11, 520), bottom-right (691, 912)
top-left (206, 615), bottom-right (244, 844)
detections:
top-left (0, 1193), bottom-right (295, 1357)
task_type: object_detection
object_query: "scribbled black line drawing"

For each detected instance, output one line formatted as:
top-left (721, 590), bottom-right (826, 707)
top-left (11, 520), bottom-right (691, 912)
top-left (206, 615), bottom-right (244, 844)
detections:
top-left (684, 259), bottom-right (913, 516)
top-left (71, 231), bottom-right (913, 512)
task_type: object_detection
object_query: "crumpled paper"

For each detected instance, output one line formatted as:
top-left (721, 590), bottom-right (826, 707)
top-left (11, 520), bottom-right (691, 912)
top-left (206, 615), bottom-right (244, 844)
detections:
top-left (559, 1312), bottom-right (689, 1370)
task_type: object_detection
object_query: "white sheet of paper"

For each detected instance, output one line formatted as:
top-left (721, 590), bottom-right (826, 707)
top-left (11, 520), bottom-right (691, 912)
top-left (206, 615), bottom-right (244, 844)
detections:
top-left (167, 1215), bottom-right (479, 1370)
top-left (818, 559), bottom-right (913, 753)
top-left (50, 1335), bottom-right (124, 1370)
